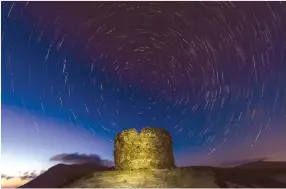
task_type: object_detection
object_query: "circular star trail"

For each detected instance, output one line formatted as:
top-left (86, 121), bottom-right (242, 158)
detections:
top-left (2, 2), bottom-right (286, 162)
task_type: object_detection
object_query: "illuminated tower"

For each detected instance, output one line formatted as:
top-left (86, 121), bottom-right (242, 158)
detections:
top-left (66, 127), bottom-right (219, 188)
top-left (114, 127), bottom-right (176, 170)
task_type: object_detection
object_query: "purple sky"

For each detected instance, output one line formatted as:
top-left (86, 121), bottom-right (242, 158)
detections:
top-left (1, 1), bottom-right (286, 188)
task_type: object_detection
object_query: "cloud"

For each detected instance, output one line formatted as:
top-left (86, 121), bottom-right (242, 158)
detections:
top-left (1, 174), bottom-right (7, 178)
top-left (1, 170), bottom-right (46, 182)
top-left (19, 170), bottom-right (39, 181)
top-left (20, 174), bottom-right (37, 181)
top-left (49, 153), bottom-right (113, 167)
top-left (1, 174), bottom-right (16, 180)
top-left (6, 176), bottom-right (15, 180)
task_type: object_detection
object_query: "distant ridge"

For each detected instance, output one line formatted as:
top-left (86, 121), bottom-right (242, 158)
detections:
top-left (18, 163), bottom-right (113, 188)
top-left (237, 161), bottom-right (286, 170)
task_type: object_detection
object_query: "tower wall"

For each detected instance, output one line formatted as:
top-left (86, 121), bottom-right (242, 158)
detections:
top-left (114, 127), bottom-right (176, 170)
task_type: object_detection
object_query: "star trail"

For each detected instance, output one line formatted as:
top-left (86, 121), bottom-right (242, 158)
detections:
top-left (1, 2), bottom-right (286, 184)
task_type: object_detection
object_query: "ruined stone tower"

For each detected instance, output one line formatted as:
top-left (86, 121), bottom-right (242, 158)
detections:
top-left (67, 127), bottom-right (220, 188)
top-left (114, 127), bottom-right (176, 170)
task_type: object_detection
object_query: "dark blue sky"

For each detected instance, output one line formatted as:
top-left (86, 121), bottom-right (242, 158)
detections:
top-left (1, 2), bottom-right (286, 187)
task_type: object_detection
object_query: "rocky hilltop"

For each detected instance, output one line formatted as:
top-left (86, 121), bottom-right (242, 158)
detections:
top-left (19, 128), bottom-right (286, 188)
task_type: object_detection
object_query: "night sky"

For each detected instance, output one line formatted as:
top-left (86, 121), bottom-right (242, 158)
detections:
top-left (1, 1), bottom-right (286, 187)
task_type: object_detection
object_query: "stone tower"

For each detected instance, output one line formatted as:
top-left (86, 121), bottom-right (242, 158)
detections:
top-left (66, 127), bottom-right (220, 188)
top-left (114, 127), bottom-right (176, 170)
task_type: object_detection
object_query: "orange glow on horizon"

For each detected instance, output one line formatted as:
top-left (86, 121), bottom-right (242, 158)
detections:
top-left (1, 178), bottom-right (30, 188)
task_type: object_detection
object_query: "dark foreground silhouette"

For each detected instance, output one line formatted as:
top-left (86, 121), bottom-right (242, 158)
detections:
top-left (19, 163), bottom-right (113, 188)
top-left (19, 161), bottom-right (286, 188)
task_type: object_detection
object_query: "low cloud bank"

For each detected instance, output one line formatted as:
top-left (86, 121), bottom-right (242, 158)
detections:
top-left (49, 153), bottom-right (114, 167)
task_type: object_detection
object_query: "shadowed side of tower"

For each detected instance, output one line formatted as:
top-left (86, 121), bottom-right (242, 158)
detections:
top-left (114, 127), bottom-right (176, 170)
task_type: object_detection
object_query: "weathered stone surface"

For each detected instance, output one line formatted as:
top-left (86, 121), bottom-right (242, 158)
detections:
top-left (114, 127), bottom-right (175, 170)
top-left (20, 163), bottom-right (286, 188)
top-left (66, 167), bottom-right (220, 188)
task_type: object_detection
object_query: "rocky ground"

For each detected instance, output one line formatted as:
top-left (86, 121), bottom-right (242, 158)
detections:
top-left (66, 167), bottom-right (219, 188)
top-left (19, 161), bottom-right (286, 188)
